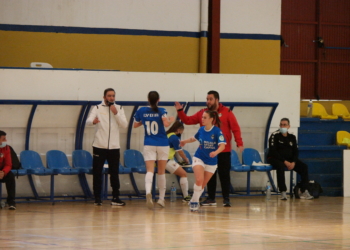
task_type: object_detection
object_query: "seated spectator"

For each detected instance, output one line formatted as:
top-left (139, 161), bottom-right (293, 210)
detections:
top-left (0, 130), bottom-right (16, 210)
top-left (267, 118), bottom-right (313, 200)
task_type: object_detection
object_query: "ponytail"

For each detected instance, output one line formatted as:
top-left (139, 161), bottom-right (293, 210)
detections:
top-left (148, 91), bottom-right (159, 113)
top-left (205, 110), bottom-right (221, 128)
top-left (166, 120), bottom-right (184, 134)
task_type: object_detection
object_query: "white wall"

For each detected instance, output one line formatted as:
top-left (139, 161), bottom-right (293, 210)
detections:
top-left (0, 68), bottom-right (300, 197)
top-left (0, 0), bottom-right (281, 35)
top-left (221, 0), bottom-right (281, 35)
top-left (0, 0), bottom-right (201, 32)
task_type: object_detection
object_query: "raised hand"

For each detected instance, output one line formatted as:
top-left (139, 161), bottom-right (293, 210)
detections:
top-left (174, 102), bottom-right (183, 111)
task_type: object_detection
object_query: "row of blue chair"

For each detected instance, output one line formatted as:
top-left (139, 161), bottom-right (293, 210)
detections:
top-left (231, 148), bottom-right (293, 196)
top-left (1, 148), bottom-right (291, 203)
top-left (0, 150), bottom-right (132, 203)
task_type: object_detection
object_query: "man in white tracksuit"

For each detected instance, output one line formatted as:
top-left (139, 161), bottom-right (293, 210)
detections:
top-left (86, 88), bottom-right (128, 206)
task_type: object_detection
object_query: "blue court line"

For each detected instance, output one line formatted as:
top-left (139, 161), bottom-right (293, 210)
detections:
top-left (0, 24), bottom-right (280, 40)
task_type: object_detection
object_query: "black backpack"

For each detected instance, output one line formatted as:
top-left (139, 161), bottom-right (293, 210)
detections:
top-left (294, 180), bottom-right (323, 198)
top-left (9, 146), bottom-right (21, 170)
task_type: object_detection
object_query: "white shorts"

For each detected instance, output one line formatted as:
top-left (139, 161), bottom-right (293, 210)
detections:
top-left (192, 156), bottom-right (217, 174)
top-left (143, 146), bottom-right (169, 161)
top-left (165, 159), bottom-right (181, 174)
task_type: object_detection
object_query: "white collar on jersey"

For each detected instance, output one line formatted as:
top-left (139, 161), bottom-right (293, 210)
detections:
top-left (204, 125), bottom-right (215, 132)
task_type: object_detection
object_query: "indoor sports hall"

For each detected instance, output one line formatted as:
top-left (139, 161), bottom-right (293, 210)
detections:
top-left (1, 1), bottom-right (350, 249)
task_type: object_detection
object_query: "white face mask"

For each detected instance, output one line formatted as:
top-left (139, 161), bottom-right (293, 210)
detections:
top-left (0, 142), bottom-right (7, 148)
top-left (279, 128), bottom-right (288, 134)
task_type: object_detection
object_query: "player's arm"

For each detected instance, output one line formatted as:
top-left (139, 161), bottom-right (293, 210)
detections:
top-left (209, 143), bottom-right (226, 158)
top-left (227, 110), bottom-right (243, 148)
top-left (86, 106), bottom-right (99, 125)
top-left (180, 137), bottom-right (196, 147)
top-left (133, 120), bottom-right (143, 128)
top-left (177, 150), bottom-right (189, 164)
top-left (175, 102), bottom-right (202, 125)
top-left (114, 106), bottom-right (128, 129)
top-left (162, 116), bottom-right (175, 127)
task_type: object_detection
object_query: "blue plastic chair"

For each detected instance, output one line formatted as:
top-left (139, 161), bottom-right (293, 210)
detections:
top-left (230, 150), bottom-right (252, 195)
top-left (242, 148), bottom-right (277, 192)
top-left (20, 150), bottom-right (56, 201)
top-left (72, 150), bottom-right (93, 174)
top-left (72, 150), bottom-right (95, 198)
top-left (124, 149), bottom-right (160, 198)
top-left (46, 150), bottom-right (81, 175)
top-left (21, 150), bottom-right (55, 175)
top-left (124, 149), bottom-right (147, 173)
top-left (264, 148), bottom-right (294, 197)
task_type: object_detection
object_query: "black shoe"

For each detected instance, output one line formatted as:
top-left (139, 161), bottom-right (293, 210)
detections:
top-left (200, 198), bottom-right (217, 206)
top-left (111, 198), bottom-right (126, 206)
top-left (94, 198), bottom-right (102, 206)
top-left (223, 199), bottom-right (231, 207)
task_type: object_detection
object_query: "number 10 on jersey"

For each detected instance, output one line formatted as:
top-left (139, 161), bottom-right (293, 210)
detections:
top-left (145, 121), bottom-right (159, 135)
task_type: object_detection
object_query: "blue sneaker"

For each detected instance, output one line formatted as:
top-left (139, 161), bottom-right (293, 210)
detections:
top-left (190, 202), bottom-right (199, 212)
top-left (200, 198), bottom-right (217, 206)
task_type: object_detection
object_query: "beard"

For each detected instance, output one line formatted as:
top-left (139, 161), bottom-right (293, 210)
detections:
top-left (207, 103), bottom-right (217, 111)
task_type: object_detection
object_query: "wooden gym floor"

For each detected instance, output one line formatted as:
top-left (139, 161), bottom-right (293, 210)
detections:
top-left (1, 196), bottom-right (350, 249)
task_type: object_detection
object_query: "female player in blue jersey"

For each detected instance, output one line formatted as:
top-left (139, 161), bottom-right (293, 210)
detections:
top-left (180, 110), bottom-right (226, 212)
top-left (166, 121), bottom-right (191, 203)
top-left (133, 91), bottom-right (175, 209)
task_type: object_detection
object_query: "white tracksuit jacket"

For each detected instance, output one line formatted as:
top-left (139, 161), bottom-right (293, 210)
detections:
top-left (86, 101), bottom-right (128, 149)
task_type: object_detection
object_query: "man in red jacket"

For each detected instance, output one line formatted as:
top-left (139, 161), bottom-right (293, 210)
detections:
top-left (175, 91), bottom-right (244, 207)
top-left (0, 130), bottom-right (16, 210)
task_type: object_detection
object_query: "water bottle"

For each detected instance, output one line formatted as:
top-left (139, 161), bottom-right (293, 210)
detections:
top-left (266, 181), bottom-right (271, 200)
top-left (170, 182), bottom-right (177, 202)
top-left (307, 100), bottom-right (313, 117)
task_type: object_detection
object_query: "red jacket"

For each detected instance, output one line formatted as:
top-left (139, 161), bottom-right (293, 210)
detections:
top-left (177, 103), bottom-right (243, 152)
top-left (0, 145), bottom-right (12, 176)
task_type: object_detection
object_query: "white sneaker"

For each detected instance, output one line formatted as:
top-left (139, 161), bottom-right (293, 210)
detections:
top-left (300, 190), bottom-right (314, 200)
top-left (280, 191), bottom-right (288, 200)
top-left (157, 199), bottom-right (165, 208)
top-left (189, 202), bottom-right (200, 212)
top-left (146, 193), bottom-right (154, 209)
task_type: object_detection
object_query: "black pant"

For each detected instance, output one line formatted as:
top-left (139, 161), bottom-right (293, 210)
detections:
top-left (268, 158), bottom-right (309, 192)
top-left (207, 152), bottom-right (231, 200)
top-left (0, 171), bottom-right (15, 204)
top-left (93, 147), bottom-right (120, 199)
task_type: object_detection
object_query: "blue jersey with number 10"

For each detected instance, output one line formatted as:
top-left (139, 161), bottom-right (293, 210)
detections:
top-left (134, 107), bottom-right (169, 146)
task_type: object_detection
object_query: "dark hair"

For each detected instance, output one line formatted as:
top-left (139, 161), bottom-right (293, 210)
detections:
top-left (148, 91), bottom-right (159, 113)
top-left (104, 88), bottom-right (115, 97)
top-left (0, 130), bottom-right (6, 137)
top-left (207, 90), bottom-right (220, 100)
top-left (166, 121), bottom-right (184, 134)
top-left (205, 110), bottom-right (221, 127)
top-left (280, 118), bottom-right (290, 125)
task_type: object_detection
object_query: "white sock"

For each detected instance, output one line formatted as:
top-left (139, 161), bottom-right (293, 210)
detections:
top-left (157, 174), bottom-right (166, 200)
top-left (192, 184), bottom-right (202, 202)
top-left (145, 172), bottom-right (154, 194)
top-left (199, 188), bottom-right (204, 198)
top-left (180, 177), bottom-right (189, 197)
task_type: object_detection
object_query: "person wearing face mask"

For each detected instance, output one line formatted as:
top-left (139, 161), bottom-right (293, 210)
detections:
top-left (0, 130), bottom-right (16, 210)
top-left (267, 118), bottom-right (313, 200)
top-left (175, 90), bottom-right (243, 207)
top-left (86, 88), bottom-right (128, 206)
top-left (164, 121), bottom-right (191, 205)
